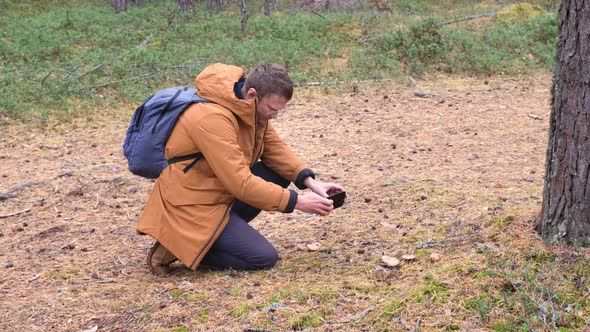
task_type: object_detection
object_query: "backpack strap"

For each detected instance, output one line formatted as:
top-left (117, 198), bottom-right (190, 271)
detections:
top-left (167, 153), bottom-right (203, 173)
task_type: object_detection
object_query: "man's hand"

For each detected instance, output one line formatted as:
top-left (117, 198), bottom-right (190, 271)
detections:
top-left (304, 177), bottom-right (345, 198)
top-left (295, 192), bottom-right (334, 216)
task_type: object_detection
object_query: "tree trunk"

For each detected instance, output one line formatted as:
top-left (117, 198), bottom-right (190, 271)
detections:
top-left (113, 0), bottom-right (127, 13)
top-left (536, 0), bottom-right (590, 246)
top-left (206, 0), bottom-right (220, 11)
top-left (178, 0), bottom-right (196, 13)
top-left (263, 0), bottom-right (277, 16)
top-left (241, 0), bottom-right (248, 32)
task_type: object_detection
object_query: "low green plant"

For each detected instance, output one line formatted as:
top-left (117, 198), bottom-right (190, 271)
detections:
top-left (229, 303), bottom-right (253, 318)
top-left (0, 0), bottom-right (558, 124)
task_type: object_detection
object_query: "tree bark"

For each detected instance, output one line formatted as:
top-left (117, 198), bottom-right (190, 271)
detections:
top-left (263, 0), bottom-right (277, 16)
top-left (112, 0), bottom-right (146, 13)
top-left (178, 0), bottom-right (196, 13)
top-left (536, 0), bottom-right (590, 246)
top-left (112, 0), bottom-right (127, 13)
top-left (241, 0), bottom-right (248, 32)
top-left (206, 0), bottom-right (221, 11)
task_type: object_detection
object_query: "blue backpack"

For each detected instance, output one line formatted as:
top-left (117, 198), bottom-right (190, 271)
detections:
top-left (123, 87), bottom-right (212, 178)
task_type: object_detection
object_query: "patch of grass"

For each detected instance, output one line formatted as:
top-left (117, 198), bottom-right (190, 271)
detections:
top-left (524, 249), bottom-right (557, 263)
top-left (343, 281), bottom-right (377, 294)
top-left (464, 294), bottom-right (491, 322)
top-left (378, 298), bottom-right (407, 319)
top-left (268, 289), bottom-right (290, 303)
top-left (1, 1), bottom-right (558, 124)
top-left (489, 215), bottom-right (515, 230)
top-left (491, 321), bottom-right (511, 332)
top-left (228, 303), bottom-right (253, 319)
top-left (412, 275), bottom-right (450, 303)
top-left (288, 313), bottom-right (322, 330)
top-left (170, 289), bottom-right (184, 299)
top-left (228, 284), bottom-right (245, 297)
top-left (154, 327), bottom-right (189, 332)
top-left (186, 292), bottom-right (208, 303)
top-left (45, 267), bottom-right (80, 280)
top-left (196, 309), bottom-right (208, 323)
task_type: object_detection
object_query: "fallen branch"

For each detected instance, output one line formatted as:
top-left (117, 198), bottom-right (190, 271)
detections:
top-left (414, 91), bottom-right (434, 98)
top-left (0, 181), bottom-right (48, 201)
top-left (311, 11), bottom-right (327, 19)
top-left (0, 165), bottom-right (127, 201)
top-left (40, 69), bottom-right (55, 86)
top-left (348, 306), bottom-right (375, 321)
top-left (300, 78), bottom-right (395, 87)
top-left (85, 65), bottom-right (203, 90)
top-left (27, 273), bottom-right (43, 283)
top-left (79, 64), bottom-right (103, 78)
top-left (0, 208), bottom-right (31, 219)
top-left (443, 12), bottom-right (496, 25)
top-left (527, 113), bottom-right (543, 120)
top-left (94, 176), bottom-right (132, 183)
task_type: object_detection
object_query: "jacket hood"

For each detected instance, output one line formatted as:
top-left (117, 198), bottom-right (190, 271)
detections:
top-left (195, 63), bottom-right (256, 126)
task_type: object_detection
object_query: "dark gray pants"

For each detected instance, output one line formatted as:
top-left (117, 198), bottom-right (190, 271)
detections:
top-left (200, 162), bottom-right (289, 270)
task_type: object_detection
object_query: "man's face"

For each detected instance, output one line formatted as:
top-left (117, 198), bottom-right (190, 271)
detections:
top-left (256, 94), bottom-right (288, 122)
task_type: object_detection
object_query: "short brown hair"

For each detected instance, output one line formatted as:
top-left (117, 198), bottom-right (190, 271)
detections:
top-left (243, 64), bottom-right (293, 100)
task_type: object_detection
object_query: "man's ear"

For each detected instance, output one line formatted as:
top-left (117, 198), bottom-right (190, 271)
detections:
top-left (245, 88), bottom-right (257, 100)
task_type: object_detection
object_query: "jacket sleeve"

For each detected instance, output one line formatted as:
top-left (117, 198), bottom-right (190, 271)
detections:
top-left (261, 123), bottom-right (315, 190)
top-left (190, 112), bottom-right (296, 213)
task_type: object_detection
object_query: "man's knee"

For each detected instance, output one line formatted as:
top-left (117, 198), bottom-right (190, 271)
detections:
top-left (250, 246), bottom-right (279, 269)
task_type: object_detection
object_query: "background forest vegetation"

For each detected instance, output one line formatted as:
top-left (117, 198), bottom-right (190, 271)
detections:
top-left (1, 0), bottom-right (558, 123)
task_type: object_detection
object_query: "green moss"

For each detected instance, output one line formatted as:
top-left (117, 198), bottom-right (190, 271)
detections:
top-left (464, 295), bottom-right (491, 322)
top-left (413, 277), bottom-right (450, 303)
top-left (496, 3), bottom-right (545, 24)
top-left (170, 289), bottom-right (184, 299)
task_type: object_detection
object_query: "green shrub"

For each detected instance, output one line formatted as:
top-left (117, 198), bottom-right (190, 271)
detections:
top-left (0, 1), bottom-right (558, 124)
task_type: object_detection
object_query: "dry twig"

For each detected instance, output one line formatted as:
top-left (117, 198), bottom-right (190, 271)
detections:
top-left (0, 208), bottom-right (31, 219)
top-left (442, 12), bottom-right (496, 25)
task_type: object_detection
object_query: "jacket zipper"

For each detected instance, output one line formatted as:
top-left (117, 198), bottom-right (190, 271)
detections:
top-left (257, 122), bottom-right (269, 160)
top-left (251, 99), bottom-right (259, 166)
top-left (189, 199), bottom-right (235, 269)
top-left (190, 99), bottom-right (261, 269)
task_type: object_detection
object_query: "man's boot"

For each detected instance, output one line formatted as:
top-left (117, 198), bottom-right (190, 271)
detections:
top-left (147, 241), bottom-right (177, 275)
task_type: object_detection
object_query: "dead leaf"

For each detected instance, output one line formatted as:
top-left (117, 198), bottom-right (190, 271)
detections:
top-left (381, 255), bottom-right (400, 267)
top-left (429, 253), bottom-right (442, 262)
top-left (401, 254), bottom-right (416, 261)
top-left (306, 242), bottom-right (320, 251)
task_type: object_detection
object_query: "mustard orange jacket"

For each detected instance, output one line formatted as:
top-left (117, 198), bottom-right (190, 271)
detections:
top-left (136, 63), bottom-right (311, 269)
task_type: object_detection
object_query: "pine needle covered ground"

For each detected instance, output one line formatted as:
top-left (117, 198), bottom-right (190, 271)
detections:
top-left (1, 74), bottom-right (589, 331)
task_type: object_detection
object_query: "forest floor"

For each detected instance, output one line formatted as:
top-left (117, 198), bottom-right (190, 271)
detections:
top-left (1, 73), bottom-right (589, 332)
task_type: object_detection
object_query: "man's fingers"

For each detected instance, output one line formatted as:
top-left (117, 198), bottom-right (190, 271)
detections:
top-left (313, 203), bottom-right (332, 216)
